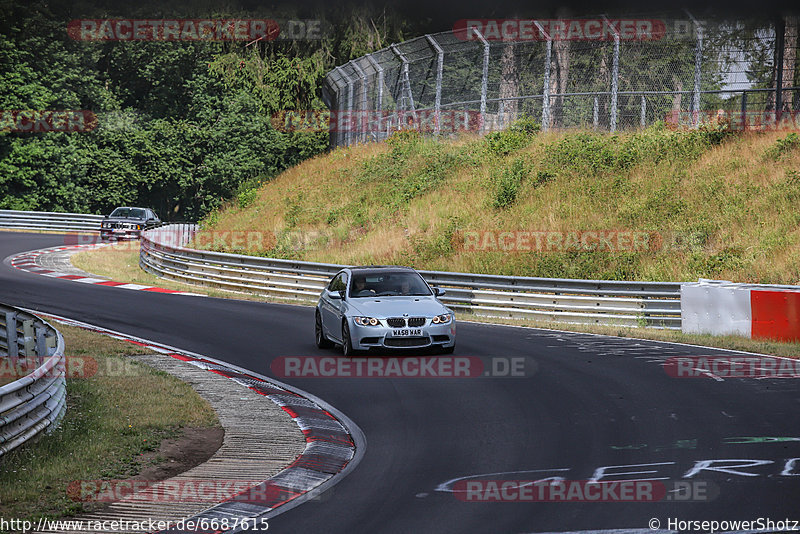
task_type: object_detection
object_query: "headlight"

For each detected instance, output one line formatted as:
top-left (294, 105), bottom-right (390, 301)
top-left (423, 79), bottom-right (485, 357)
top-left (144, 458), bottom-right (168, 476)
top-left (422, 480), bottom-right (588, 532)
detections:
top-left (136, 224), bottom-right (142, 230)
top-left (354, 317), bottom-right (380, 326)
top-left (432, 314), bottom-right (452, 324)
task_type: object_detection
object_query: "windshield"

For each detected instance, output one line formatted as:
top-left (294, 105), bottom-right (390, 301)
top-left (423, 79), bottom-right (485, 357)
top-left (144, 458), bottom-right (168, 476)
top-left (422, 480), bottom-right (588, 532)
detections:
top-left (349, 271), bottom-right (432, 298)
top-left (110, 208), bottom-right (146, 219)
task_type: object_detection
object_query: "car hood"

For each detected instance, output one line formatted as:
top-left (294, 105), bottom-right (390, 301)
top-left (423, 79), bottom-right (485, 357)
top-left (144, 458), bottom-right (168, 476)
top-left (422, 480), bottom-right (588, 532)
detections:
top-left (347, 296), bottom-right (449, 317)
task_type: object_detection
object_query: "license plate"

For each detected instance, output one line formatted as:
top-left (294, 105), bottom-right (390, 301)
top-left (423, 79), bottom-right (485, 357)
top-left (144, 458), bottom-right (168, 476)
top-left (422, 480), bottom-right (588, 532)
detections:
top-left (391, 328), bottom-right (422, 337)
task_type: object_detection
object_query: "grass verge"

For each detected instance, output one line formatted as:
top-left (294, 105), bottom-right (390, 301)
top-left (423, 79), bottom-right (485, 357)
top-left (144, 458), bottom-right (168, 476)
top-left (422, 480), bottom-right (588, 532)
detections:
top-left (70, 242), bottom-right (274, 302)
top-left (0, 323), bottom-right (220, 523)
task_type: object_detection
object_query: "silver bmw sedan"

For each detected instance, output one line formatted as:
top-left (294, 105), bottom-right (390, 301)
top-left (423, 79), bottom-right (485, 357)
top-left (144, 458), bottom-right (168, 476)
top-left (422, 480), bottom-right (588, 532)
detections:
top-left (315, 266), bottom-right (456, 356)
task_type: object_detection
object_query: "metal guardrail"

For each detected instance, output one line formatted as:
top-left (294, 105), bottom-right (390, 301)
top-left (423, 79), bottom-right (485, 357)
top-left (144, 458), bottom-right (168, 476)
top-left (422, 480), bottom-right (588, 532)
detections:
top-left (140, 225), bottom-right (681, 328)
top-left (0, 303), bottom-right (66, 457)
top-left (0, 209), bottom-right (104, 232)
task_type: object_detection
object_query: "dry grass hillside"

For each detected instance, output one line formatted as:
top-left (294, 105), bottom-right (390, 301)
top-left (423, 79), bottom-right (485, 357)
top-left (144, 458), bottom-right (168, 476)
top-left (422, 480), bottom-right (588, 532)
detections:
top-left (197, 123), bottom-right (800, 284)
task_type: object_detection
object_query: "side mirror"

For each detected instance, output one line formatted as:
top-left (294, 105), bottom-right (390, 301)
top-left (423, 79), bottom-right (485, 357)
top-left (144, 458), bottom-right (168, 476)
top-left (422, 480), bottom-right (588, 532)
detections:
top-left (327, 289), bottom-right (342, 300)
top-left (433, 287), bottom-right (445, 296)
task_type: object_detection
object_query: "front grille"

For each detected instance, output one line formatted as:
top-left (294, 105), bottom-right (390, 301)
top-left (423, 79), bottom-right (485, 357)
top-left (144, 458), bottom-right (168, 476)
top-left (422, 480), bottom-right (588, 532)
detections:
top-left (407, 317), bottom-right (426, 327)
top-left (384, 336), bottom-right (430, 347)
top-left (432, 335), bottom-right (450, 342)
top-left (386, 318), bottom-right (406, 328)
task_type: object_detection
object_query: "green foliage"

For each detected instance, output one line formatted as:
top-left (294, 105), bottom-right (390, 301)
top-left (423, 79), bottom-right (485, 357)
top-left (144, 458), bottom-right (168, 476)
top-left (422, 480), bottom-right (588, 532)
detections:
top-left (507, 115), bottom-right (541, 135)
top-left (386, 129), bottom-right (422, 154)
top-left (689, 248), bottom-right (747, 276)
top-left (543, 124), bottom-right (735, 177)
top-left (237, 187), bottom-right (259, 209)
top-left (284, 196), bottom-right (303, 228)
top-left (696, 119), bottom-right (735, 146)
top-left (764, 132), bottom-right (800, 160)
top-left (533, 170), bottom-right (555, 187)
top-left (492, 157), bottom-right (530, 209)
top-left (0, 0), bottom-right (414, 220)
top-left (483, 115), bottom-right (540, 156)
top-left (410, 217), bottom-right (461, 261)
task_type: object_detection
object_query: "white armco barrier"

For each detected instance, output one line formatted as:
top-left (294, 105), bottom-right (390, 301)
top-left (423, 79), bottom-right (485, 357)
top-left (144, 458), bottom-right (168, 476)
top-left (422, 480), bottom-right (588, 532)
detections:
top-left (681, 280), bottom-right (753, 337)
top-left (682, 279), bottom-right (800, 342)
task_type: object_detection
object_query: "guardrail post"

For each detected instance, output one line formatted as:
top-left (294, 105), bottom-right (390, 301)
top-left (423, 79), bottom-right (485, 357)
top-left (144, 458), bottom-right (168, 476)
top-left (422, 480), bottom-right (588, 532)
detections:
top-left (5, 311), bottom-right (18, 360)
top-left (21, 319), bottom-right (35, 357)
top-left (35, 326), bottom-right (48, 364)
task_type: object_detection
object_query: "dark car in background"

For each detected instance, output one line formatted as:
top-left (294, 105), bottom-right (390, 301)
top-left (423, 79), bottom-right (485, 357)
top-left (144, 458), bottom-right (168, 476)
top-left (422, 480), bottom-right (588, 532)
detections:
top-left (99, 207), bottom-right (161, 240)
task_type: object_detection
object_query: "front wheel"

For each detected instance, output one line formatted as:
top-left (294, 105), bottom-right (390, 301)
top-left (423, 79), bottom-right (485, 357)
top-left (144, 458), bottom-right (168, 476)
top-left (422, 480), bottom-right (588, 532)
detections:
top-left (315, 311), bottom-right (333, 349)
top-left (341, 321), bottom-right (359, 357)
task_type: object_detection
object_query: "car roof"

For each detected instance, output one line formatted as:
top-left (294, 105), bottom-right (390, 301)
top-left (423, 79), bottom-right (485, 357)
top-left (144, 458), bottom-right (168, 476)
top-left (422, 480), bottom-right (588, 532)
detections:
top-left (348, 265), bottom-right (416, 273)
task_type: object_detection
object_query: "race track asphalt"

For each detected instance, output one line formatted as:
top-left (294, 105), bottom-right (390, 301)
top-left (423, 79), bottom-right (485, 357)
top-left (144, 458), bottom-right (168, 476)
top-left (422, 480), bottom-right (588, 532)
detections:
top-left (2, 231), bottom-right (798, 533)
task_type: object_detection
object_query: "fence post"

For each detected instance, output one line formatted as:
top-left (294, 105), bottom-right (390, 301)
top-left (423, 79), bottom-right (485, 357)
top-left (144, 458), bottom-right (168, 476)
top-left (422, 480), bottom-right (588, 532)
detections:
top-left (593, 97), bottom-right (599, 129)
top-left (426, 35), bottom-right (445, 136)
top-left (366, 54), bottom-right (384, 141)
top-left (640, 95), bottom-right (646, 127)
top-left (534, 21), bottom-right (552, 132)
top-left (343, 68), bottom-right (355, 145)
top-left (686, 11), bottom-right (703, 127)
top-left (334, 67), bottom-right (350, 146)
top-left (606, 17), bottom-right (620, 133)
top-left (391, 44), bottom-right (417, 129)
top-left (775, 16), bottom-right (785, 120)
top-left (741, 91), bottom-right (748, 128)
top-left (351, 61), bottom-right (368, 143)
top-left (472, 29), bottom-right (490, 134)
